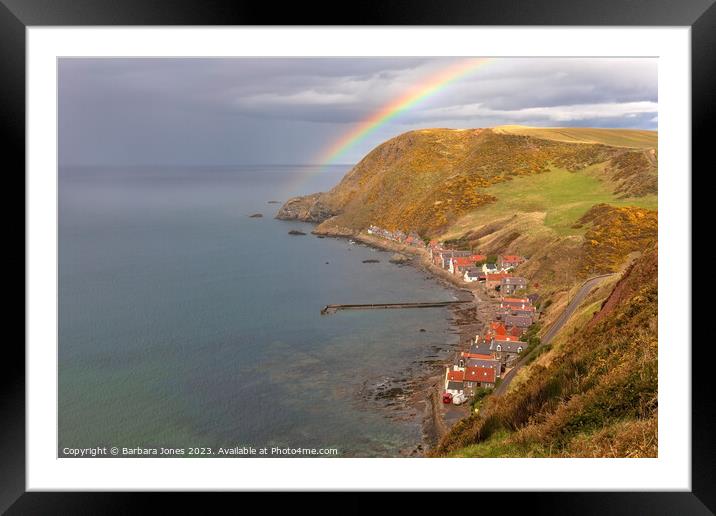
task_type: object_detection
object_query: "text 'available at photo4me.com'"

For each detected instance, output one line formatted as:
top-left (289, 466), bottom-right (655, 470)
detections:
top-left (60, 445), bottom-right (341, 457)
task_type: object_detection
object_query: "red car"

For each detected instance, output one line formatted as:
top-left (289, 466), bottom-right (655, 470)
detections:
top-left (442, 392), bottom-right (453, 404)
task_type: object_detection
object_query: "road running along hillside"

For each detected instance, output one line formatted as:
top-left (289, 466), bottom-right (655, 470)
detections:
top-left (493, 273), bottom-right (615, 396)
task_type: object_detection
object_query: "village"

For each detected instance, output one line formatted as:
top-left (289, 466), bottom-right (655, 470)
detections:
top-left (366, 225), bottom-right (537, 409)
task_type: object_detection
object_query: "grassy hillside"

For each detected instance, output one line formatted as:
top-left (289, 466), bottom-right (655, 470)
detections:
top-left (276, 125), bottom-right (659, 458)
top-left (577, 204), bottom-right (658, 275)
top-left (291, 127), bottom-right (657, 237)
top-left (444, 165), bottom-right (657, 238)
top-left (432, 247), bottom-right (658, 458)
top-left (437, 200), bottom-right (656, 296)
top-left (278, 125), bottom-right (658, 293)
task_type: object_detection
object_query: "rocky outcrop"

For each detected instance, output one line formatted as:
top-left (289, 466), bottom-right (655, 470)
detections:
top-left (389, 253), bottom-right (410, 264)
top-left (311, 223), bottom-right (356, 237)
top-left (275, 193), bottom-right (336, 223)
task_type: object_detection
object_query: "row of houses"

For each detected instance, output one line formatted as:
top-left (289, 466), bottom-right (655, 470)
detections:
top-left (365, 229), bottom-right (529, 293)
top-left (428, 242), bottom-right (529, 295)
top-left (366, 225), bottom-right (426, 248)
top-left (362, 227), bottom-right (540, 405)
top-left (474, 270), bottom-right (529, 295)
top-left (443, 295), bottom-right (539, 404)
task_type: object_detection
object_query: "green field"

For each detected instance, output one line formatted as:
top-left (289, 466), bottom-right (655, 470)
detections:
top-left (446, 166), bottom-right (657, 237)
top-left (493, 125), bottom-right (657, 149)
top-left (444, 430), bottom-right (547, 458)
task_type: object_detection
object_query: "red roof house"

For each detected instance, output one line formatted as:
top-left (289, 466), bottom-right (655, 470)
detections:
top-left (490, 321), bottom-right (507, 335)
top-left (447, 369), bottom-right (465, 382)
top-left (464, 366), bottom-right (497, 386)
top-left (490, 334), bottom-right (520, 342)
top-left (486, 273), bottom-right (512, 289)
top-left (507, 325), bottom-right (524, 337)
top-left (499, 255), bottom-right (526, 269)
top-left (502, 297), bottom-right (530, 305)
top-left (449, 255), bottom-right (487, 274)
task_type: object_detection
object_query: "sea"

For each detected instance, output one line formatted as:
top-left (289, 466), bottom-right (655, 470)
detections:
top-left (58, 165), bottom-right (458, 457)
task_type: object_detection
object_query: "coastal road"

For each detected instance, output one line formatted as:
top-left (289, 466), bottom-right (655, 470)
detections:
top-left (493, 273), bottom-right (615, 396)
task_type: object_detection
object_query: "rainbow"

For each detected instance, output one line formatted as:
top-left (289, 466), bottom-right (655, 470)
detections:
top-left (316, 57), bottom-right (493, 167)
top-left (283, 58), bottom-right (493, 195)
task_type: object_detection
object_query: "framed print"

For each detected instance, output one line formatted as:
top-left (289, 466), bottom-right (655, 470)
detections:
top-left (3, 0), bottom-right (709, 510)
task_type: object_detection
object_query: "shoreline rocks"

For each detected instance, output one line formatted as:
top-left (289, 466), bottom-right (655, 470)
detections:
top-left (276, 193), bottom-right (336, 223)
top-left (389, 252), bottom-right (410, 264)
top-left (274, 219), bottom-right (489, 456)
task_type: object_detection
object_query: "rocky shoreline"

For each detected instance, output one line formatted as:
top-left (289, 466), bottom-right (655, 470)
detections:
top-left (278, 220), bottom-right (497, 456)
top-left (350, 233), bottom-right (497, 456)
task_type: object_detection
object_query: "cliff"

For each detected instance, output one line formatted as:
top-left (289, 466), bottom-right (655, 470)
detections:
top-left (275, 125), bottom-right (660, 458)
top-left (276, 193), bottom-right (336, 223)
top-left (277, 127), bottom-right (656, 237)
top-left (277, 126), bottom-right (657, 295)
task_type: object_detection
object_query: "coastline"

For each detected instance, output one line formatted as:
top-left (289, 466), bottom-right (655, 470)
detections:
top-left (311, 228), bottom-right (498, 455)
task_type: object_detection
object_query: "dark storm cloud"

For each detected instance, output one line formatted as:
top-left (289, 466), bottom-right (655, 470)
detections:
top-left (59, 57), bottom-right (657, 166)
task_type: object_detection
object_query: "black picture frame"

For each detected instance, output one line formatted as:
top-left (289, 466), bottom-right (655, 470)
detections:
top-left (2, 0), bottom-right (706, 511)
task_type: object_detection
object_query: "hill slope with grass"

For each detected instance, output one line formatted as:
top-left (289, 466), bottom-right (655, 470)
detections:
top-left (278, 126), bottom-right (656, 235)
top-left (278, 125), bottom-right (657, 295)
top-left (277, 125), bottom-right (659, 458)
top-left (432, 246), bottom-right (658, 458)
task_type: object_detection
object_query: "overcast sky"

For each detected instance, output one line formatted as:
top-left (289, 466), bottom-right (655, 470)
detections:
top-left (58, 57), bottom-right (657, 167)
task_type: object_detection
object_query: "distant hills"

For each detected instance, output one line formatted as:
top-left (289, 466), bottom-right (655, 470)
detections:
top-left (492, 125), bottom-right (657, 148)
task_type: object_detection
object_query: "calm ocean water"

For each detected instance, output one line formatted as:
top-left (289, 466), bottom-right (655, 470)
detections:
top-left (59, 165), bottom-right (457, 457)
